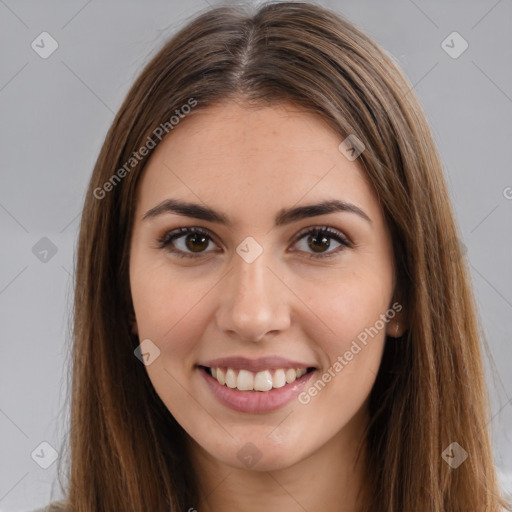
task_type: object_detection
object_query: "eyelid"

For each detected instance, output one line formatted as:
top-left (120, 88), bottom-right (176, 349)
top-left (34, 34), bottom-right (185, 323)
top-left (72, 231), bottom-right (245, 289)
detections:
top-left (156, 226), bottom-right (219, 252)
top-left (291, 224), bottom-right (352, 245)
top-left (156, 224), bottom-right (353, 259)
top-left (287, 225), bottom-right (352, 259)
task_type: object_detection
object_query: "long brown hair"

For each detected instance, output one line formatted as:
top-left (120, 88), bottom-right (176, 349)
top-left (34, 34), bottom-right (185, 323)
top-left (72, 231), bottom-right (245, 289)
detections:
top-left (52, 2), bottom-right (509, 510)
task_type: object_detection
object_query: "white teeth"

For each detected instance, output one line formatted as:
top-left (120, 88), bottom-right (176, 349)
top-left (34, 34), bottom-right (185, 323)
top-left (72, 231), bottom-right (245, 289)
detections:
top-left (225, 368), bottom-right (237, 388)
top-left (208, 366), bottom-right (311, 391)
top-left (237, 369), bottom-right (254, 391)
top-left (254, 370), bottom-right (273, 391)
top-left (285, 368), bottom-right (297, 383)
top-left (273, 369), bottom-right (286, 388)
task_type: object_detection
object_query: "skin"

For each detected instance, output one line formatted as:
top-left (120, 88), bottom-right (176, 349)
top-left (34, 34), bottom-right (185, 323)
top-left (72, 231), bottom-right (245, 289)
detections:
top-left (129, 99), bottom-right (406, 512)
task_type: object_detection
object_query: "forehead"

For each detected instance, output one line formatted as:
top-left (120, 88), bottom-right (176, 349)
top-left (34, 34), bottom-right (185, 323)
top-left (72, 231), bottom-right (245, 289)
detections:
top-left (135, 101), bottom-right (379, 224)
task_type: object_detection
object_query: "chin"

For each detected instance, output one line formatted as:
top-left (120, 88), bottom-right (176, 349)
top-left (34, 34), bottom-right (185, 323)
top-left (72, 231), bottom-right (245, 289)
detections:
top-left (208, 432), bottom-right (313, 472)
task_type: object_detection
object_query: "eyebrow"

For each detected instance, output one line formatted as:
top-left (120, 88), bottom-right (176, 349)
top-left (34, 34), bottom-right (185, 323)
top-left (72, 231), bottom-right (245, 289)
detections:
top-left (142, 198), bottom-right (372, 226)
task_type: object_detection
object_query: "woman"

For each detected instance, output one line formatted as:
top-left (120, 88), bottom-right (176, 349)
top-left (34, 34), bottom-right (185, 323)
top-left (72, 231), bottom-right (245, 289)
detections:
top-left (36, 2), bottom-right (509, 511)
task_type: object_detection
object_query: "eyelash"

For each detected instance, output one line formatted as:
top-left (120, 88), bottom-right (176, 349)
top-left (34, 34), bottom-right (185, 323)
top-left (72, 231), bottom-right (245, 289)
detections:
top-left (156, 226), bottom-right (352, 260)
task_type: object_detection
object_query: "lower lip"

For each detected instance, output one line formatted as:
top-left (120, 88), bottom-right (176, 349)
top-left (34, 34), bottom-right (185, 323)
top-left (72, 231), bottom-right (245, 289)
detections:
top-left (198, 366), bottom-right (316, 414)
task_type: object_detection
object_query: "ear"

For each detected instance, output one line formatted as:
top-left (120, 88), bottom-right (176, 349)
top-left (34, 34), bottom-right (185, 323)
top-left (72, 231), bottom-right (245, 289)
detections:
top-left (386, 316), bottom-right (406, 338)
top-left (386, 282), bottom-right (407, 338)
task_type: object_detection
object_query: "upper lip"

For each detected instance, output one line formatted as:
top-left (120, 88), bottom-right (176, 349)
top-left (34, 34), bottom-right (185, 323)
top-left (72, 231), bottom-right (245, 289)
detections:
top-left (199, 356), bottom-right (316, 373)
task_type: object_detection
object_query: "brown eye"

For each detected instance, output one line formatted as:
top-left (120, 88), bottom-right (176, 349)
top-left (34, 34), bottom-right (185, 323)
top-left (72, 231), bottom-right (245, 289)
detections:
top-left (157, 227), bottom-right (217, 258)
top-left (307, 232), bottom-right (331, 253)
top-left (184, 232), bottom-right (209, 252)
top-left (157, 225), bottom-right (352, 260)
top-left (292, 226), bottom-right (352, 259)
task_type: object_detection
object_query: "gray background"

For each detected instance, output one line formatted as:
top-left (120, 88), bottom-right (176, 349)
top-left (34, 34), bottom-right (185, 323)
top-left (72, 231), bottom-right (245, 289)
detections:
top-left (0, 0), bottom-right (511, 510)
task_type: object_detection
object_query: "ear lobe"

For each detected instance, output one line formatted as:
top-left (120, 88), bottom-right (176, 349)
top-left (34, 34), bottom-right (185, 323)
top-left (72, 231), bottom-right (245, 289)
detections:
top-left (386, 304), bottom-right (407, 338)
top-left (386, 318), bottom-right (405, 338)
top-left (388, 288), bottom-right (407, 338)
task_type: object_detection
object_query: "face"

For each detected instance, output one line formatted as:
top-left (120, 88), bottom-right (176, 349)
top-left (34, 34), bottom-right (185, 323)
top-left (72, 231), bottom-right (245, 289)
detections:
top-left (129, 100), bottom-right (401, 473)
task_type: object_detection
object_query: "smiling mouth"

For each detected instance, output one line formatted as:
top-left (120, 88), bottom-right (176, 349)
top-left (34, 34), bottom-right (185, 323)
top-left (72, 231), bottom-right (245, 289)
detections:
top-left (199, 365), bottom-right (316, 392)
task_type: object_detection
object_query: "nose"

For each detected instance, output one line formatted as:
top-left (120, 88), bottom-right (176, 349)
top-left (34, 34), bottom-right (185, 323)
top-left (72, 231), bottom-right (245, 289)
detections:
top-left (215, 251), bottom-right (291, 343)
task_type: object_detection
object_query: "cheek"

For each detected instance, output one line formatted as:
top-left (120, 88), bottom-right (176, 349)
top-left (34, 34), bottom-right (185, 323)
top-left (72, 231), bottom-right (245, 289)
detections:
top-left (295, 269), bottom-right (392, 411)
top-left (300, 269), bottom-right (392, 348)
top-left (130, 262), bottom-right (208, 420)
top-left (296, 277), bottom-right (389, 424)
top-left (130, 256), bottom-right (213, 361)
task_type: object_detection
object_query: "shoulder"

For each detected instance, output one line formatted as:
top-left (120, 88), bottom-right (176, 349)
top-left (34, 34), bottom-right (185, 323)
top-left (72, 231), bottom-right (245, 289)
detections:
top-left (30, 501), bottom-right (71, 512)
